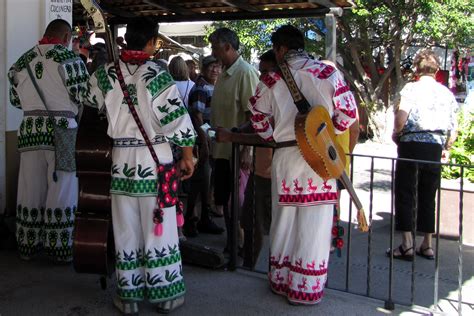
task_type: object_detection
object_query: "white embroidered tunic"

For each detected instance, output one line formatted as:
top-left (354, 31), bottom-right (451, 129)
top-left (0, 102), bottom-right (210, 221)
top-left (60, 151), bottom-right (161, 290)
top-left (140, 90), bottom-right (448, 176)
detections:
top-left (85, 61), bottom-right (196, 196)
top-left (249, 57), bottom-right (357, 206)
top-left (8, 44), bottom-right (89, 152)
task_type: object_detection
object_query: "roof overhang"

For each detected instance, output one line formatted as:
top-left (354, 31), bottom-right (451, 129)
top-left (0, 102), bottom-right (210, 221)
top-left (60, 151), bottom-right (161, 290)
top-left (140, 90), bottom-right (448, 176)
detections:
top-left (73, 0), bottom-right (354, 24)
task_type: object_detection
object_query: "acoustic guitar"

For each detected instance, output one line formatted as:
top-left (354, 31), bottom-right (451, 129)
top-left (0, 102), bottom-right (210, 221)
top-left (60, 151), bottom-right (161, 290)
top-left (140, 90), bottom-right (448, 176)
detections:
top-left (295, 107), bottom-right (368, 232)
top-left (279, 62), bottom-right (369, 232)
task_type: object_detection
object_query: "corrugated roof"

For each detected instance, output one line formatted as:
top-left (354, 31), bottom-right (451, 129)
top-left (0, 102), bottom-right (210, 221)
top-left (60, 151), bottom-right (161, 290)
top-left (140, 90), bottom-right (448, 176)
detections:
top-left (73, 0), bottom-right (354, 24)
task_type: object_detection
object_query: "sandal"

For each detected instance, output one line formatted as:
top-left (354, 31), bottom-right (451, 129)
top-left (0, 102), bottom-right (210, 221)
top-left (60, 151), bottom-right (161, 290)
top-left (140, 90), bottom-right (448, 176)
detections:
top-left (386, 245), bottom-right (414, 261)
top-left (156, 296), bottom-right (185, 314)
top-left (416, 246), bottom-right (435, 260)
top-left (113, 295), bottom-right (139, 315)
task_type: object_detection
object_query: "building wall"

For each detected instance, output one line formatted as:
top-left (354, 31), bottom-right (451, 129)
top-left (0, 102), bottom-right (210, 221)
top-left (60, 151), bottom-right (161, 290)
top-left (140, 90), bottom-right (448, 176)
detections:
top-left (0, 0), bottom-right (72, 214)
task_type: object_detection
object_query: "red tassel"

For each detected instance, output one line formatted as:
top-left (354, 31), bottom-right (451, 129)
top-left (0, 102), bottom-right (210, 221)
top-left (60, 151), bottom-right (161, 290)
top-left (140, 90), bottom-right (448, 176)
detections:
top-left (154, 223), bottom-right (163, 236)
top-left (176, 213), bottom-right (184, 227)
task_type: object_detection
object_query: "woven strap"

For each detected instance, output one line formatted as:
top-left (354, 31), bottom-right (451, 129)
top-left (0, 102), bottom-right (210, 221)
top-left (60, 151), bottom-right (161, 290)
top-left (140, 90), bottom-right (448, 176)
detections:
top-left (278, 61), bottom-right (312, 114)
top-left (114, 61), bottom-right (160, 166)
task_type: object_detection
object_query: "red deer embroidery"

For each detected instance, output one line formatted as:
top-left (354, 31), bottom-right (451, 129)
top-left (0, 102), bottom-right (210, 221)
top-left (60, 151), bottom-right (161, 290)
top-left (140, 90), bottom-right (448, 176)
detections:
top-left (293, 179), bottom-right (303, 194)
top-left (307, 68), bottom-right (321, 77)
top-left (312, 279), bottom-right (321, 292)
top-left (307, 178), bottom-right (318, 193)
top-left (282, 179), bottom-right (291, 194)
top-left (297, 277), bottom-right (308, 291)
top-left (270, 255), bottom-right (276, 262)
top-left (319, 260), bottom-right (326, 270)
top-left (275, 271), bottom-right (284, 283)
top-left (322, 181), bottom-right (332, 192)
top-left (306, 260), bottom-right (316, 270)
top-left (283, 255), bottom-right (290, 264)
top-left (295, 257), bottom-right (303, 268)
top-left (343, 95), bottom-right (351, 107)
top-left (339, 120), bottom-right (349, 129)
top-left (288, 274), bottom-right (294, 288)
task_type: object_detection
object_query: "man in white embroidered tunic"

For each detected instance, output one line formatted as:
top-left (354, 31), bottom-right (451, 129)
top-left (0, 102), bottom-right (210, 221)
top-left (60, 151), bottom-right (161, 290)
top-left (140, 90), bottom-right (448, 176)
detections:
top-left (8, 19), bottom-right (89, 263)
top-left (84, 19), bottom-right (196, 314)
top-left (249, 25), bottom-right (357, 305)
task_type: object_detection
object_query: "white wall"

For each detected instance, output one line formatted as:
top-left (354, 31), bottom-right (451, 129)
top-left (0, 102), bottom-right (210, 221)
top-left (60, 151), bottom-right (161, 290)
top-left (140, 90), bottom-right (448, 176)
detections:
top-left (0, 0), bottom-right (7, 214)
top-left (0, 0), bottom-right (72, 213)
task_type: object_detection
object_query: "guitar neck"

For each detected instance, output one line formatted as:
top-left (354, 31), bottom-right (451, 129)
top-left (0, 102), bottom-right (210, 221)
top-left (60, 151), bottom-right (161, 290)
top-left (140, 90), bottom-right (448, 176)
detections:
top-left (339, 172), bottom-right (363, 212)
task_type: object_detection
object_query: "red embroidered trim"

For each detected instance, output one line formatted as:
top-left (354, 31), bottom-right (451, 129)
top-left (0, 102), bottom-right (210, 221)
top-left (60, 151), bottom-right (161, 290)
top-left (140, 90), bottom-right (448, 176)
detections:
top-left (270, 260), bottom-right (328, 276)
top-left (38, 37), bottom-right (63, 45)
top-left (339, 107), bottom-right (357, 119)
top-left (278, 192), bottom-right (338, 204)
top-left (270, 281), bottom-right (325, 303)
top-left (318, 65), bottom-right (336, 79)
top-left (251, 113), bottom-right (266, 122)
top-left (334, 85), bottom-right (351, 97)
top-left (261, 73), bottom-right (278, 88)
top-left (120, 50), bottom-right (151, 65)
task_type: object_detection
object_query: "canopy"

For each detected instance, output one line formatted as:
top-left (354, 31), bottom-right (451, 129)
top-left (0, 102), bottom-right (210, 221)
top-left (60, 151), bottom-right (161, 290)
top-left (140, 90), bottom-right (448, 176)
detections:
top-left (73, 0), bottom-right (354, 24)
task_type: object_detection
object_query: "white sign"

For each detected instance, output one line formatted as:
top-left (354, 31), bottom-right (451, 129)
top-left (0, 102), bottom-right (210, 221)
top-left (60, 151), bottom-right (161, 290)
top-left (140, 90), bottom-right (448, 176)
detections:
top-left (47, 0), bottom-right (73, 25)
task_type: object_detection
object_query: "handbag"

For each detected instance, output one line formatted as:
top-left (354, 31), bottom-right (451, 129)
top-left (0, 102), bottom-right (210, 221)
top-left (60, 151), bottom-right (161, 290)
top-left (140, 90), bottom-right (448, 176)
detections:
top-left (26, 61), bottom-right (77, 181)
top-left (114, 61), bottom-right (183, 236)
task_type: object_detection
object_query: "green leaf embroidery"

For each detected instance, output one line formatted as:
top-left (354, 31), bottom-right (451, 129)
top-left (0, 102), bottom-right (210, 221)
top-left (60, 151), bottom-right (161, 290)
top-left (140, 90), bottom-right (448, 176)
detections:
top-left (137, 164), bottom-right (154, 178)
top-left (123, 163), bottom-right (136, 177)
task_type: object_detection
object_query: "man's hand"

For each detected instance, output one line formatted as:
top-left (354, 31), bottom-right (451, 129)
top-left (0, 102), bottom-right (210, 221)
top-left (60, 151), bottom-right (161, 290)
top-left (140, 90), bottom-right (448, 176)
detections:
top-left (179, 147), bottom-right (195, 180)
top-left (214, 127), bottom-right (234, 143)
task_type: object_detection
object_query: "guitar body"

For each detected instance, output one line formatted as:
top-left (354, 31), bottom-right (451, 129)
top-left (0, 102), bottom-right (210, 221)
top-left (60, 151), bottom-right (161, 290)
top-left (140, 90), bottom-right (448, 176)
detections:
top-left (73, 105), bottom-right (114, 276)
top-left (294, 106), bottom-right (346, 181)
top-left (294, 106), bottom-right (368, 232)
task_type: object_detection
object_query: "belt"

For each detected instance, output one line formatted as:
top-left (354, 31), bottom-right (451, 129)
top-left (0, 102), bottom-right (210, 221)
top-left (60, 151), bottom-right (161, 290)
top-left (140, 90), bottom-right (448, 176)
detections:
top-left (273, 140), bottom-right (297, 148)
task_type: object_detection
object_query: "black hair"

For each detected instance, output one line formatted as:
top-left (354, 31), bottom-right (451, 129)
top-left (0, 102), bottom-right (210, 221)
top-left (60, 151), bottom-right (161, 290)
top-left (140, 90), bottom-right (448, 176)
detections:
top-left (44, 19), bottom-right (71, 38)
top-left (208, 27), bottom-right (240, 51)
top-left (259, 50), bottom-right (276, 63)
top-left (125, 17), bottom-right (159, 51)
top-left (271, 25), bottom-right (305, 51)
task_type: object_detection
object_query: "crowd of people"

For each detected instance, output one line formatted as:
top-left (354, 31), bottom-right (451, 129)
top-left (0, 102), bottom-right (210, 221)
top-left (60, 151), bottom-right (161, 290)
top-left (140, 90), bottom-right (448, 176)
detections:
top-left (7, 17), bottom-right (458, 315)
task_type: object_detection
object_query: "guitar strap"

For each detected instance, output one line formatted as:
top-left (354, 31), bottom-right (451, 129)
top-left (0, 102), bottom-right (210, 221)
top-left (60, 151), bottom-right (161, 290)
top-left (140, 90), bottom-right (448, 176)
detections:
top-left (277, 61), bottom-right (312, 114)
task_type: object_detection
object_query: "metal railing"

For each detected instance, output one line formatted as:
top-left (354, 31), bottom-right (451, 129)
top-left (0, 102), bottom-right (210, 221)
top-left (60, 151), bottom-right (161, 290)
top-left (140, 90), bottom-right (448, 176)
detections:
top-left (228, 142), bottom-right (473, 315)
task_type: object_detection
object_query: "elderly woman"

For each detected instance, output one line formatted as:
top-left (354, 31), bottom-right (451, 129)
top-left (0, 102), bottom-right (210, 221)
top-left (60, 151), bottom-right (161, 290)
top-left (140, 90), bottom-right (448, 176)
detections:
top-left (388, 49), bottom-right (458, 261)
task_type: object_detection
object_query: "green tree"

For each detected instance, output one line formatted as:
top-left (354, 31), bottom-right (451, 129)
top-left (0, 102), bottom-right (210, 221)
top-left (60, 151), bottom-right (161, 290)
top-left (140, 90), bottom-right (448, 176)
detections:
top-left (206, 19), bottom-right (325, 61)
top-left (206, 1), bottom-right (473, 141)
top-left (337, 0), bottom-right (473, 139)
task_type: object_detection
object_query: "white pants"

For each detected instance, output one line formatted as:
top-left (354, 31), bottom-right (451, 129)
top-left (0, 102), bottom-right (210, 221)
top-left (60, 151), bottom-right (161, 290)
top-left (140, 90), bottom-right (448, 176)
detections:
top-left (16, 150), bottom-right (78, 261)
top-left (268, 197), bottom-right (333, 305)
top-left (112, 194), bottom-right (185, 303)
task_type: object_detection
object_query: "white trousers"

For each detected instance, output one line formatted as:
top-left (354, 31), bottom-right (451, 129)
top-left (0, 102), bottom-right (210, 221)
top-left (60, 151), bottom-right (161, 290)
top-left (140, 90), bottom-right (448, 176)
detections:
top-left (112, 194), bottom-right (185, 303)
top-left (16, 150), bottom-right (78, 261)
top-left (268, 192), bottom-right (333, 305)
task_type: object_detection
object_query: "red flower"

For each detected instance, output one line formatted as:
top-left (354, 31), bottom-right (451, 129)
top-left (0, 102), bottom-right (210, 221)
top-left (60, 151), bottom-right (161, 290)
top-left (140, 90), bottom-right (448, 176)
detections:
top-left (159, 202), bottom-right (165, 208)
top-left (171, 180), bottom-right (178, 191)
top-left (159, 165), bottom-right (165, 172)
top-left (162, 183), bottom-right (169, 193)
top-left (165, 172), bottom-right (171, 182)
top-left (332, 227), bottom-right (339, 237)
top-left (165, 194), bottom-right (171, 204)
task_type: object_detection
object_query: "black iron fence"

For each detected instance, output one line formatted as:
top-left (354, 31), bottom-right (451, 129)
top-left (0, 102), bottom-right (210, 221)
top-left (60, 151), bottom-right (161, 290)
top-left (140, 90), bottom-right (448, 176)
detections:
top-left (228, 142), bottom-right (473, 315)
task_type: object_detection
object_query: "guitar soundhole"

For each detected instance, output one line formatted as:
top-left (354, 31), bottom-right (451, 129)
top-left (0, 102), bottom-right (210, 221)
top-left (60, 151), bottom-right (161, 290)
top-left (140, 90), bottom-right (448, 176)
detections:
top-left (328, 146), bottom-right (337, 161)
